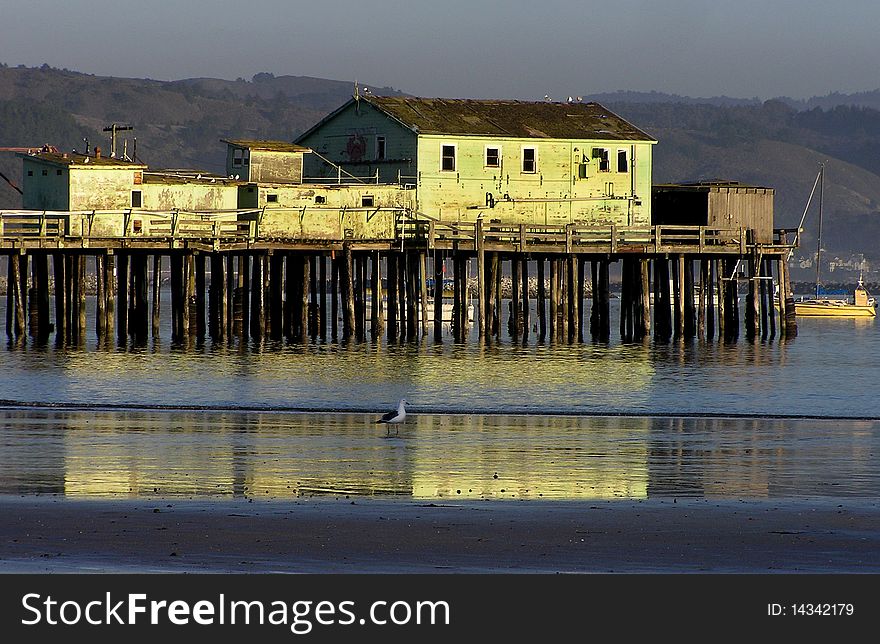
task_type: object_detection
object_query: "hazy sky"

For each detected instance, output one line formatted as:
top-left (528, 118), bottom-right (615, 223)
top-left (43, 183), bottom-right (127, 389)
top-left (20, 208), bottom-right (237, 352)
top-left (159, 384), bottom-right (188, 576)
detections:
top-left (3, 0), bottom-right (878, 100)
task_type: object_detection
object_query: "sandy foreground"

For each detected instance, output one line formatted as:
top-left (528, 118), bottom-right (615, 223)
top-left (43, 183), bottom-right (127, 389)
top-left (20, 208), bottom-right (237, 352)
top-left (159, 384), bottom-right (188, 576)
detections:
top-left (1, 495), bottom-right (879, 573)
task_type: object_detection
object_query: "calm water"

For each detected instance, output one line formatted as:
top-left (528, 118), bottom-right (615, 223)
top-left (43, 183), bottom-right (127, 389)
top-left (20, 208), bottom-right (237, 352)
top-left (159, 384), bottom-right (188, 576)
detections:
top-left (1, 293), bottom-right (878, 500)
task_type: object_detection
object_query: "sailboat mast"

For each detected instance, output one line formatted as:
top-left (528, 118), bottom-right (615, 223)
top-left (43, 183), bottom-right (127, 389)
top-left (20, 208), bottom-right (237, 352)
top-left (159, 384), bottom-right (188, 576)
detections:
top-left (815, 163), bottom-right (824, 299)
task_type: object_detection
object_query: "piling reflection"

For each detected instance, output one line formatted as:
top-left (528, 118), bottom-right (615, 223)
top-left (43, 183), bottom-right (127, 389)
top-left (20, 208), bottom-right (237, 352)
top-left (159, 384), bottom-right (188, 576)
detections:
top-left (1, 409), bottom-right (877, 500)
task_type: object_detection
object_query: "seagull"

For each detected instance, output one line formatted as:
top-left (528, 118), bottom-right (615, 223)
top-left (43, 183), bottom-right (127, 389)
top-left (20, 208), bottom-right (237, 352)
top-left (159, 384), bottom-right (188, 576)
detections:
top-left (376, 399), bottom-right (407, 435)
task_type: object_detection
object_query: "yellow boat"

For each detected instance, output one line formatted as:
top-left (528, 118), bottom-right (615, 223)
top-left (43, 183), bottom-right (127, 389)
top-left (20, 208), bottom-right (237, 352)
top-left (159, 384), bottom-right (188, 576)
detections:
top-left (792, 163), bottom-right (876, 318)
top-left (793, 280), bottom-right (876, 318)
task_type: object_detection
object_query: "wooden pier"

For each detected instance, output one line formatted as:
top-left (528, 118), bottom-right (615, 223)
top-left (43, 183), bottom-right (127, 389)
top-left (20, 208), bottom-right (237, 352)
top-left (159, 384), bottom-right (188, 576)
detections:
top-left (0, 209), bottom-right (799, 346)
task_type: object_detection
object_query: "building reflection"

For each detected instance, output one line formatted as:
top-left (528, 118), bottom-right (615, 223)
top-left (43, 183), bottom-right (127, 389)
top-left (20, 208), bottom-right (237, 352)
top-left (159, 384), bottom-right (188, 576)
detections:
top-left (0, 409), bottom-right (877, 501)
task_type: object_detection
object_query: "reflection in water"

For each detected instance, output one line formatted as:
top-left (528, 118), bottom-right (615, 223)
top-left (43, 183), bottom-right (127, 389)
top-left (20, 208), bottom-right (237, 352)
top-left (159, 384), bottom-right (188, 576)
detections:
top-left (1, 409), bottom-right (877, 500)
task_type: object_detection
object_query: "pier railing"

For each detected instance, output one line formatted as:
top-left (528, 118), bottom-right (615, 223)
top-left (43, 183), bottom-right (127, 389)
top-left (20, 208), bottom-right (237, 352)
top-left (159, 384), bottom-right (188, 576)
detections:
top-left (0, 209), bottom-right (795, 255)
top-left (425, 221), bottom-right (793, 255)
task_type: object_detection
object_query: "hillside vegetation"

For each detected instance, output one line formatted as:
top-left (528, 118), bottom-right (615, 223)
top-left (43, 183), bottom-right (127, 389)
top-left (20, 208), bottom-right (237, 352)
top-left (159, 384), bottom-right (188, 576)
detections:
top-left (1, 64), bottom-right (878, 270)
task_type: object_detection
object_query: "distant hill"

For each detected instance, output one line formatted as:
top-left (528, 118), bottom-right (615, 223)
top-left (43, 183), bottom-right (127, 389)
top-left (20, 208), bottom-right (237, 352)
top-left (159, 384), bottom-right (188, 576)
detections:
top-left (1, 64), bottom-right (879, 276)
top-left (0, 64), bottom-right (401, 206)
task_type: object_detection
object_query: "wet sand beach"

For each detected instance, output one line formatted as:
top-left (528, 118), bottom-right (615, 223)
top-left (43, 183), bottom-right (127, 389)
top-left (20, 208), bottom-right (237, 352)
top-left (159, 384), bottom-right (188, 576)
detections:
top-left (2, 496), bottom-right (879, 573)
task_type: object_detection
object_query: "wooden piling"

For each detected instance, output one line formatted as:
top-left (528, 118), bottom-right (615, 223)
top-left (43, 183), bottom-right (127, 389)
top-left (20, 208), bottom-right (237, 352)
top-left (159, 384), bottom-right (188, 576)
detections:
top-left (476, 223), bottom-right (485, 338)
top-left (11, 254), bottom-right (26, 338)
top-left (779, 256), bottom-right (798, 337)
top-left (684, 258), bottom-right (695, 338)
top-left (486, 252), bottom-right (498, 338)
top-left (301, 254), bottom-right (310, 343)
top-left (598, 259), bottom-right (610, 341)
top-left (706, 259), bottom-right (716, 340)
top-left (319, 255), bottom-right (328, 341)
top-left (53, 253), bottom-right (67, 342)
top-left (117, 253), bottom-right (129, 344)
top-left (419, 252), bottom-right (428, 337)
top-left (640, 259), bottom-right (651, 339)
top-left (579, 257), bottom-right (588, 342)
top-left (5, 255), bottom-right (14, 338)
top-left (406, 253), bottom-right (418, 341)
top-left (133, 254), bottom-right (149, 343)
top-left (152, 255), bottom-right (162, 339)
top-left (452, 253), bottom-right (461, 340)
top-left (698, 260), bottom-right (708, 339)
top-left (385, 254), bottom-right (396, 341)
top-left (185, 253), bottom-right (196, 339)
top-left (343, 243), bottom-right (356, 340)
top-left (550, 258), bottom-right (558, 341)
top-left (309, 255), bottom-right (318, 339)
top-left (250, 253), bottom-right (265, 340)
top-left (521, 257), bottom-right (530, 339)
top-left (209, 254), bottom-right (223, 341)
top-left (511, 256), bottom-right (521, 337)
top-left (567, 256), bottom-right (576, 342)
top-left (95, 255), bottom-right (106, 340)
top-left (433, 251), bottom-right (443, 340)
top-left (371, 251), bottom-right (382, 340)
top-left (330, 255), bottom-right (339, 341)
top-left (765, 258), bottom-right (776, 339)
top-left (194, 253), bottom-right (206, 340)
top-left (269, 252), bottom-right (284, 341)
top-left (536, 257), bottom-right (546, 340)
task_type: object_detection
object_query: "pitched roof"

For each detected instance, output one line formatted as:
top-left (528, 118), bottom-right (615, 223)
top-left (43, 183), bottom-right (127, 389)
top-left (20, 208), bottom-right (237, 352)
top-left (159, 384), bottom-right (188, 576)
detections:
top-left (221, 139), bottom-right (310, 153)
top-left (362, 96), bottom-right (656, 141)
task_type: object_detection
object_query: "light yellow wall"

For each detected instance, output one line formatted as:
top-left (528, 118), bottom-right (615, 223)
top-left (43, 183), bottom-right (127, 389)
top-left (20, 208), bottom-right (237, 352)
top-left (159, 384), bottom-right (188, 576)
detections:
top-left (415, 135), bottom-right (654, 226)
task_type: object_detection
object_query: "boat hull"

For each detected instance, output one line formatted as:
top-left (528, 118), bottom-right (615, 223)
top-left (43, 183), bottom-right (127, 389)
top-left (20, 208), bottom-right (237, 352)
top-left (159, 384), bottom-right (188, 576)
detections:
top-left (794, 301), bottom-right (876, 317)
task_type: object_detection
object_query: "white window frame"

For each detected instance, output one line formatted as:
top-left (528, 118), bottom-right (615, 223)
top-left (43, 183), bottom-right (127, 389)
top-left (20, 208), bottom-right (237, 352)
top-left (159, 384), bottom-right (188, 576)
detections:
top-left (485, 145), bottom-right (501, 168)
top-left (440, 143), bottom-right (457, 172)
top-left (521, 146), bottom-right (537, 174)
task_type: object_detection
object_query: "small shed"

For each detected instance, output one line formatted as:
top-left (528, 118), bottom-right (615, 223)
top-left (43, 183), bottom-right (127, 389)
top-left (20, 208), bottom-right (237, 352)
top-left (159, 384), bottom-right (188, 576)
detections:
top-left (652, 181), bottom-right (774, 243)
top-left (221, 139), bottom-right (311, 184)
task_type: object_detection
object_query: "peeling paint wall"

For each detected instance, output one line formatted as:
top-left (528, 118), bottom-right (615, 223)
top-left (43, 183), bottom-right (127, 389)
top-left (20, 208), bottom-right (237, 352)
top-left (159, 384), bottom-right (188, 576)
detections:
top-left (253, 183), bottom-right (414, 240)
top-left (140, 182), bottom-right (239, 211)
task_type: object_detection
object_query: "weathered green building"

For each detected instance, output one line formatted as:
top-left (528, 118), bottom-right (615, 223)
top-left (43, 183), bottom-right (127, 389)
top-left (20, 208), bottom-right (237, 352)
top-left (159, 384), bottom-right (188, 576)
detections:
top-left (20, 150), bottom-right (148, 211)
top-left (296, 95), bottom-right (656, 226)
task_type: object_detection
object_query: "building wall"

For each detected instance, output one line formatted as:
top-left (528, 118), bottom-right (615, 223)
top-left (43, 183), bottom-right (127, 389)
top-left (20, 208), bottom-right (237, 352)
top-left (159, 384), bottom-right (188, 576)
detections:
top-left (244, 183), bottom-right (415, 240)
top-left (415, 134), bottom-right (653, 226)
top-left (21, 158), bottom-right (70, 210)
top-left (140, 182), bottom-right (239, 211)
top-left (69, 167), bottom-right (144, 211)
top-left (707, 187), bottom-right (774, 243)
top-left (250, 150), bottom-right (304, 183)
top-left (297, 101), bottom-right (418, 184)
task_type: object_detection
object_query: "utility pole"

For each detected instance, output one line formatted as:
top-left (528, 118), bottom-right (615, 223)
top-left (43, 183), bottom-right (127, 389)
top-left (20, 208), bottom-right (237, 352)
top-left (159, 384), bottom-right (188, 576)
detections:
top-left (103, 123), bottom-right (133, 158)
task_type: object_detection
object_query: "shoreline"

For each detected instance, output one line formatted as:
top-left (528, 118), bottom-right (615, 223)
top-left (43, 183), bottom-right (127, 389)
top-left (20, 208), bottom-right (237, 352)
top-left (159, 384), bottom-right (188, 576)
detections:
top-left (2, 401), bottom-right (879, 422)
top-left (2, 495), bottom-right (879, 574)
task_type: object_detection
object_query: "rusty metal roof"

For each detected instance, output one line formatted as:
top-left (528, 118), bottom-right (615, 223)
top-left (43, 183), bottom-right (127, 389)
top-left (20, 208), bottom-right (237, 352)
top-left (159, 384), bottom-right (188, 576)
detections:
top-left (221, 139), bottom-right (310, 153)
top-left (362, 96), bottom-right (656, 141)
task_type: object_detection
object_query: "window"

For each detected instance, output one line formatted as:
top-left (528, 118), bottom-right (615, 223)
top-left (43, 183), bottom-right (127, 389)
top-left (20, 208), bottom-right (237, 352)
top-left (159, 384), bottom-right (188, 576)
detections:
top-left (131, 190), bottom-right (142, 208)
top-left (41, 169), bottom-right (48, 176)
top-left (315, 195), bottom-right (326, 204)
top-left (266, 193), bottom-right (278, 203)
top-left (361, 195), bottom-right (375, 207)
top-left (617, 149), bottom-right (628, 173)
top-left (27, 170), bottom-right (33, 177)
top-left (441, 144), bottom-right (456, 171)
top-left (56, 169), bottom-right (62, 176)
top-left (376, 136), bottom-right (386, 161)
top-left (593, 148), bottom-right (610, 172)
top-left (233, 148), bottom-right (244, 166)
top-left (522, 147), bottom-right (536, 173)
top-left (485, 146), bottom-right (500, 168)
top-left (242, 150), bottom-right (249, 165)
